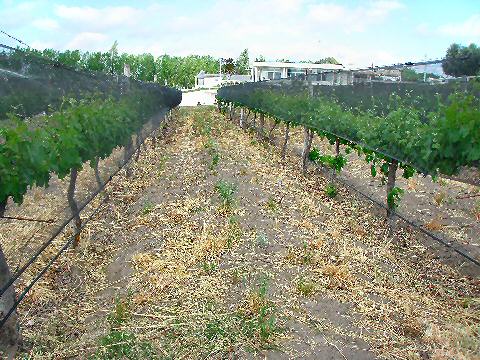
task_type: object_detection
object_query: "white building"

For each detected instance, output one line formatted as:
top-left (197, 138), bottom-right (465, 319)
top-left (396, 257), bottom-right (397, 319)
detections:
top-left (195, 71), bottom-right (251, 88)
top-left (251, 61), bottom-right (349, 84)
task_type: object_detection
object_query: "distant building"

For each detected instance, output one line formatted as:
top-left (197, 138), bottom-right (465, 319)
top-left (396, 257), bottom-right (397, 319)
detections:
top-left (195, 71), bottom-right (251, 88)
top-left (195, 71), bottom-right (222, 88)
top-left (251, 61), bottom-right (349, 84)
top-left (250, 61), bottom-right (409, 85)
top-left (352, 69), bottom-right (402, 83)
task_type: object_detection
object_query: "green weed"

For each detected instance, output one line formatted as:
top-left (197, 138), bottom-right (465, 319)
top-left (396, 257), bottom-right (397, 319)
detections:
top-left (255, 232), bottom-right (269, 248)
top-left (325, 183), bottom-right (338, 198)
top-left (92, 295), bottom-right (157, 359)
top-left (215, 180), bottom-right (237, 209)
top-left (202, 261), bottom-right (218, 274)
top-left (142, 200), bottom-right (155, 215)
top-left (296, 278), bottom-right (316, 297)
top-left (241, 279), bottom-right (280, 348)
top-left (265, 196), bottom-right (278, 212)
top-left (107, 296), bottom-right (131, 327)
top-left (157, 155), bottom-right (169, 173)
top-left (226, 216), bottom-right (242, 248)
top-left (93, 331), bottom-right (157, 360)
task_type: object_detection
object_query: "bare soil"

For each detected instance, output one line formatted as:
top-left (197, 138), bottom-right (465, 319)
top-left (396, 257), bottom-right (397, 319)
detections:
top-left (0, 107), bottom-right (478, 360)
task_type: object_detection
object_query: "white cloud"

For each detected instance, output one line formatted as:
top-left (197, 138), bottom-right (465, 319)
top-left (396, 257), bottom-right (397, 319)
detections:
top-left (308, 0), bottom-right (404, 33)
top-left (54, 5), bottom-right (145, 31)
top-left (415, 23), bottom-right (431, 36)
top-left (29, 40), bottom-right (55, 50)
top-left (439, 14), bottom-right (480, 39)
top-left (3, 0), bottom-right (407, 67)
top-left (66, 32), bottom-right (109, 51)
top-left (32, 18), bottom-right (59, 31)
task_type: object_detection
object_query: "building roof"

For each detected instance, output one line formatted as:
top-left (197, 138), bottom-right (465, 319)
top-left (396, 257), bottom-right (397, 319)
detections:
top-left (252, 61), bottom-right (344, 70)
top-left (226, 74), bottom-right (251, 81)
top-left (196, 72), bottom-right (251, 81)
top-left (196, 71), bottom-right (221, 79)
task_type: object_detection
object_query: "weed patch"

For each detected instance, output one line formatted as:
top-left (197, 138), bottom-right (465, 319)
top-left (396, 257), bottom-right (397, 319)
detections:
top-left (92, 296), bottom-right (157, 359)
top-left (325, 183), bottom-right (338, 198)
top-left (215, 180), bottom-right (237, 210)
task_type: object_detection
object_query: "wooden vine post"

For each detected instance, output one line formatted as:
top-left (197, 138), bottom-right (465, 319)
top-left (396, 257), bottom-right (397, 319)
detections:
top-left (135, 132), bottom-right (142, 162)
top-left (386, 160), bottom-right (399, 219)
top-left (93, 157), bottom-right (103, 189)
top-left (301, 128), bottom-right (314, 174)
top-left (281, 122), bottom-right (290, 161)
top-left (0, 202), bottom-right (20, 359)
top-left (335, 139), bottom-right (340, 156)
top-left (124, 136), bottom-right (134, 178)
top-left (67, 168), bottom-right (82, 248)
top-left (244, 109), bottom-right (250, 125)
top-left (268, 120), bottom-right (278, 139)
top-left (229, 103), bottom-right (234, 121)
top-left (239, 107), bottom-right (244, 129)
top-left (301, 71), bottom-right (315, 174)
top-left (258, 113), bottom-right (265, 138)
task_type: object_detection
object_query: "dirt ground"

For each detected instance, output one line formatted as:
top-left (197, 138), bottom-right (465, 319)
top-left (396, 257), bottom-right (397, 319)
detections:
top-left (1, 107), bottom-right (479, 359)
top-left (293, 129), bottom-right (480, 267)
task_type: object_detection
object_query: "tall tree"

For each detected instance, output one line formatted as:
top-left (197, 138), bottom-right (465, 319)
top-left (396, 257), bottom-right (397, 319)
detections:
top-left (401, 68), bottom-right (439, 82)
top-left (314, 57), bottom-right (339, 64)
top-left (37, 44), bottom-right (221, 88)
top-left (442, 43), bottom-right (480, 77)
top-left (235, 49), bottom-right (249, 75)
top-left (223, 58), bottom-right (236, 75)
top-left (108, 41), bottom-right (119, 74)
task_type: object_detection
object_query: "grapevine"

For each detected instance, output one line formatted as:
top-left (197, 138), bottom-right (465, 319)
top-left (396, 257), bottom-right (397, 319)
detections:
top-left (217, 81), bottom-right (480, 213)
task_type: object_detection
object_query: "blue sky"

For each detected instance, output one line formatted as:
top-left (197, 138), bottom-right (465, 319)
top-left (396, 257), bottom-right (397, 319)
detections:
top-left (1, 0), bottom-right (479, 67)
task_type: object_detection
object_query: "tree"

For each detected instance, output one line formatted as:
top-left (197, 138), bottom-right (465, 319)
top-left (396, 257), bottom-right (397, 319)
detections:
top-left (108, 41), bottom-right (119, 74)
top-left (442, 43), bottom-right (480, 77)
top-left (235, 49), bottom-right (249, 75)
top-left (57, 50), bottom-right (81, 69)
top-left (314, 57), bottom-right (339, 64)
top-left (401, 68), bottom-right (439, 82)
top-left (223, 58), bottom-right (235, 75)
top-left (36, 44), bottom-right (221, 88)
top-left (255, 55), bottom-right (266, 62)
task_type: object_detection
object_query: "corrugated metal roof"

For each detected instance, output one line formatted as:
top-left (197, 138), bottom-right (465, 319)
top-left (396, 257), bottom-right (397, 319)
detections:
top-left (252, 61), bottom-right (344, 70)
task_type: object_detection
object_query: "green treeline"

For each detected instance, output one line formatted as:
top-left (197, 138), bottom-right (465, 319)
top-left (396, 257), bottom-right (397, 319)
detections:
top-left (26, 43), bottom-right (251, 89)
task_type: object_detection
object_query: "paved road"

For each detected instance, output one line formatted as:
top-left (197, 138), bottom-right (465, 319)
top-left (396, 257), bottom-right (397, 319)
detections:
top-left (180, 89), bottom-right (217, 107)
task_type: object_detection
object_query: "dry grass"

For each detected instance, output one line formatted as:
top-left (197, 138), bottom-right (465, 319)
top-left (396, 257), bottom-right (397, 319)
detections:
top-left (1, 107), bottom-right (478, 359)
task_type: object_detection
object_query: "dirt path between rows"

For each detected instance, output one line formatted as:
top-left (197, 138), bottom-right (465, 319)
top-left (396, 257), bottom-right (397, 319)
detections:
top-left (12, 107), bottom-right (480, 359)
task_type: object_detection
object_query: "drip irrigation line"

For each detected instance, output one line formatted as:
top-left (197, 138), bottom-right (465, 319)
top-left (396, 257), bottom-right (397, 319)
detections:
top-left (0, 110), bottom-right (171, 327)
top-left (0, 215), bottom-right (54, 224)
top-left (316, 166), bottom-right (480, 268)
top-left (222, 100), bottom-right (478, 189)
top-left (0, 110), bottom-right (169, 299)
top-left (0, 43), bottom-right (155, 87)
top-left (13, 221), bottom-right (51, 274)
top-left (0, 43), bottom-right (17, 51)
top-left (0, 189), bottom-right (109, 329)
top-left (455, 193), bottom-right (480, 200)
top-left (232, 100), bottom-right (427, 173)
top-left (0, 30), bottom-right (31, 48)
top-left (228, 110), bottom-right (480, 268)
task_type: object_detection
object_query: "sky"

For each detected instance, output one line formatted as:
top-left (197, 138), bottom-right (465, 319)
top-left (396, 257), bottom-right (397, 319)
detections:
top-left (0, 0), bottom-right (479, 67)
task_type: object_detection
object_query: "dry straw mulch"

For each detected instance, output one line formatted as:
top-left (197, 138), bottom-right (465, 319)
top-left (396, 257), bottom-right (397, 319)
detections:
top-left (3, 107), bottom-right (478, 359)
